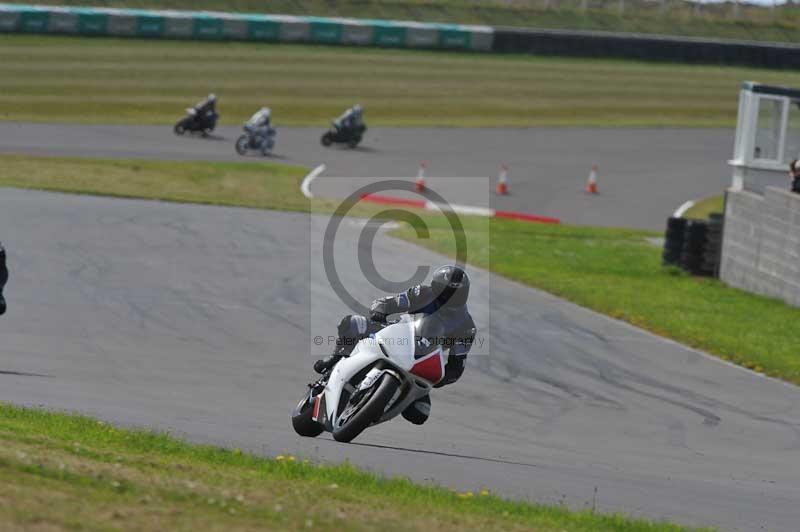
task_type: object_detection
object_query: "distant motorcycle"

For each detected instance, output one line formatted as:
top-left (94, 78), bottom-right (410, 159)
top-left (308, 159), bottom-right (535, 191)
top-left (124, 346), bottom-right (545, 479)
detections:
top-left (174, 108), bottom-right (218, 136)
top-left (321, 123), bottom-right (366, 149)
top-left (235, 125), bottom-right (276, 156)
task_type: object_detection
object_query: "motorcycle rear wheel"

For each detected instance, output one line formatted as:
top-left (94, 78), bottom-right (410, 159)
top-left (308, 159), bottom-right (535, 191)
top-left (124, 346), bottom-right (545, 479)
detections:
top-left (332, 373), bottom-right (399, 443)
top-left (291, 394), bottom-right (324, 437)
top-left (235, 135), bottom-right (249, 155)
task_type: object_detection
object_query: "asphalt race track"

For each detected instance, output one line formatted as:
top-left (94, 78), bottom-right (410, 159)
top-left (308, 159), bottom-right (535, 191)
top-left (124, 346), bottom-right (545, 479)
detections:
top-left (1, 189), bottom-right (799, 531)
top-left (0, 123), bottom-right (734, 229)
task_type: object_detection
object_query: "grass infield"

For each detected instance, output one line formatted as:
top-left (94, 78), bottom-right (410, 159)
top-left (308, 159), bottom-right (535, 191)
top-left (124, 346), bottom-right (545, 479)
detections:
top-left (5, 34), bottom-right (800, 127)
top-left (0, 402), bottom-right (710, 531)
top-left (683, 195), bottom-right (725, 220)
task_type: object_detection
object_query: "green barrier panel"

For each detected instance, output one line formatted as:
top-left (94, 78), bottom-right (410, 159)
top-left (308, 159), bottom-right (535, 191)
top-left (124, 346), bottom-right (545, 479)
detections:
top-left (405, 27), bottom-right (438, 48)
top-left (373, 24), bottom-right (405, 47)
top-left (136, 14), bottom-right (164, 36)
top-left (0, 5), bottom-right (492, 51)
top-left (193, 16), bottom-right (224, 39)
top-left (247, 19), bottom-right (280, 41)
top-left (0, 10), bottom-right (20, 32)
top-left (77, 12), bottom-right (107, 35)
top-left (310, 20), bottom-right (342, 44)
top-left (222, 18), bottom-right (247, 39)
top-left (47, 11), bottom-right (77, 34)
top-left (19, 9), bottom-right (48, 33)
top-left (439, 29), bottom-right (471, 49)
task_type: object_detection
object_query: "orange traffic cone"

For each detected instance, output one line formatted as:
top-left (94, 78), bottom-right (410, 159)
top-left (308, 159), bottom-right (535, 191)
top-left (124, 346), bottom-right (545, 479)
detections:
top-left (585, 164), bottom-right (598, 194)
top-left (495, 164), bottom-right (509, 195)
top-left (415, 161), bottom-right (427, 192)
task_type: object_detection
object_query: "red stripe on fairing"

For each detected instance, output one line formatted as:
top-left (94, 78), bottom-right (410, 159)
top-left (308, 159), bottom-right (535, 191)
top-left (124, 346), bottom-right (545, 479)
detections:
top-left (494, 210), bottom-right (560, 224)
top-left (312, 395), bottom-right (321, 420)
top-left (360, 194), bottom-right (427, 209)
top-left (410, 349), bottom-right (444, 384)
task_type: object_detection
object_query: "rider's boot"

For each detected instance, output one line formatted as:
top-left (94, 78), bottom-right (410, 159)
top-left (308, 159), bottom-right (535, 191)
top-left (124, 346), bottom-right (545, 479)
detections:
top-left (401, 394), bottom-right (431, 425)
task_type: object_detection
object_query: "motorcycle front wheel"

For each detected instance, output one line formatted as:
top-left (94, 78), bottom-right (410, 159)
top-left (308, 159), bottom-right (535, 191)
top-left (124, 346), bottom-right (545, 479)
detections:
top-left (174, 120), bottom-right (186, 135)
top-left (235, 135), bottom-right (249, 155)
top-left (332, 373), bottom-right (399, 443)
top-left (321, 132), bottom-right (333, 147)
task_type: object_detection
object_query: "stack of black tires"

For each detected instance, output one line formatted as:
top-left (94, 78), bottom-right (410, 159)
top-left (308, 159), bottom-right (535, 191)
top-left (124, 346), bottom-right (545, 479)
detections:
top-left (662, 214), bottom-right (723, 277)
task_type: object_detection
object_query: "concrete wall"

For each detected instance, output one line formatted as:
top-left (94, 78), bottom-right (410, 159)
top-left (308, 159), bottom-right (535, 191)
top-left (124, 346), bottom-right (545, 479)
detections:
top-left (731, 165), bottom-right (791, 195)
top-left (720, 186), bottom-right (800, 307)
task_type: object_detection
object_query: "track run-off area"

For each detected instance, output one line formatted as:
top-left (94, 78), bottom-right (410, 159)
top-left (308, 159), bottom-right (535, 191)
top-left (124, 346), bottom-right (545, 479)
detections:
top-left (0, 123), bottom-right (733, 230)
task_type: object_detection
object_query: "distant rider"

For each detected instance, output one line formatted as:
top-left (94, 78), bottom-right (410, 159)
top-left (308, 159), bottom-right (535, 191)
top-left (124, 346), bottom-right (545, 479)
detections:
top-left (246, 107), bottom-right (275, 139)
top-left (194, 93), bottom-right (217, 117)
top-left (0, 242), bottom-right (7, 315)
top-left (333, 104), bottom-right (364, 133)
top-left (314, 265), bottom-right (476, 425)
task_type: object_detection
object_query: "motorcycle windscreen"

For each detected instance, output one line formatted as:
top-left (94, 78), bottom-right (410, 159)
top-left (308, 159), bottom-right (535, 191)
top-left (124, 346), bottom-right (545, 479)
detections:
top-left (409, 348), bottom-right (445, 384)
top-left (374, 321), bottom-right (416, 368)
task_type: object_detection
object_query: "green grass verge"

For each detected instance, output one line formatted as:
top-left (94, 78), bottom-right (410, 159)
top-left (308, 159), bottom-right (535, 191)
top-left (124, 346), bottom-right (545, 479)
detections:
top-left (6, 34), bottom-right (800, 127)
top-left (34, 0), bottom-right (800, 44)
top-left (392, 216), bottom-right (800, 385)
top-left (0, 154), bottom-right (309, 212)
top-left (3, 154), bottom-right (800, 384)
top-left (0, 403), bottom-right (707, 531)
top-left (684, 195), bottom-right (725, 220)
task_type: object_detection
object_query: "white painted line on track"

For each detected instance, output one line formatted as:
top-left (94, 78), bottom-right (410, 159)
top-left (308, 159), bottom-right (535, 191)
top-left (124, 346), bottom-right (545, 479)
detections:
top-left (425, 201), bottom-right (495, 217)
top-left (673, 200), bottom-right (695, 218)
top-left (301, 164), bottom-right (326, 199)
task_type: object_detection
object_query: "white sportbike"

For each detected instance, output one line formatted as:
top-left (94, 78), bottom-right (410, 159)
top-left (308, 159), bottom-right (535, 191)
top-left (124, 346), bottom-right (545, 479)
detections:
top-left (292, 315), bottom-right (446, 443)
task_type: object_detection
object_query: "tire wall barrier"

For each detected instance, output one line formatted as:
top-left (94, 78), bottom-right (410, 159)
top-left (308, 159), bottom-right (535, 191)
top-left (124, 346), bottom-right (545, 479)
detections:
top-left (0, 4), bottom-right (493, 51)
top-left (491, 27), bottom-right (800, 69)
top-left (662, 215), bottom-right (723, 277)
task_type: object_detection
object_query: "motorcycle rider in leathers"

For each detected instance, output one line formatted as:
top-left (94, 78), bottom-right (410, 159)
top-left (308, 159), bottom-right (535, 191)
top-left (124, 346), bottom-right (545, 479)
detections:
top-left (314, 265), bottom-right (475, 425)
top-left (332, 104), bottom-right (364, 134)
top-left (246, 107), bottom-right (276, 142)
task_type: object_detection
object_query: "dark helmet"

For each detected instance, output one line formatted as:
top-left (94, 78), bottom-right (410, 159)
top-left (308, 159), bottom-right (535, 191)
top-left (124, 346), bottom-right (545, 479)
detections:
top-left (431, 265), bottom-right (470, 308)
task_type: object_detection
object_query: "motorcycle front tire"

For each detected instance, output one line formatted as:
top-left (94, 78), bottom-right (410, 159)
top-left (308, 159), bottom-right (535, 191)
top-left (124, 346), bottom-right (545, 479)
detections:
top-left (332, 373), bottom-right (399, 443)
top-left (321, 132), bottom-right (333, 147)
top-left (291, 394), bottom-right (324, 437)
top-left (235, 135), bottom-right (249, 155)
top-left (174, 120), bottom-right (187, 135)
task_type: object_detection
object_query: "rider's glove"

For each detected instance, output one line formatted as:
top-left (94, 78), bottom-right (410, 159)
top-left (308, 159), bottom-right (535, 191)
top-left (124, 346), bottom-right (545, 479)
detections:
top-left (369, 300), bottom-right (388, 323)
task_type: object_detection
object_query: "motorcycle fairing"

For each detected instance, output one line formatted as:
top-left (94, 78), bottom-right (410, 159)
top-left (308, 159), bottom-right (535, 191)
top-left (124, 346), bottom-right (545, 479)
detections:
top-left (409, 348), bottom-right (444, 384)
top-left (311, 393), bottom-right (327, 425)
top-left (324, 339), bottom-right (387, 423)
top-left (321, 317), bottom-right (441, 430)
